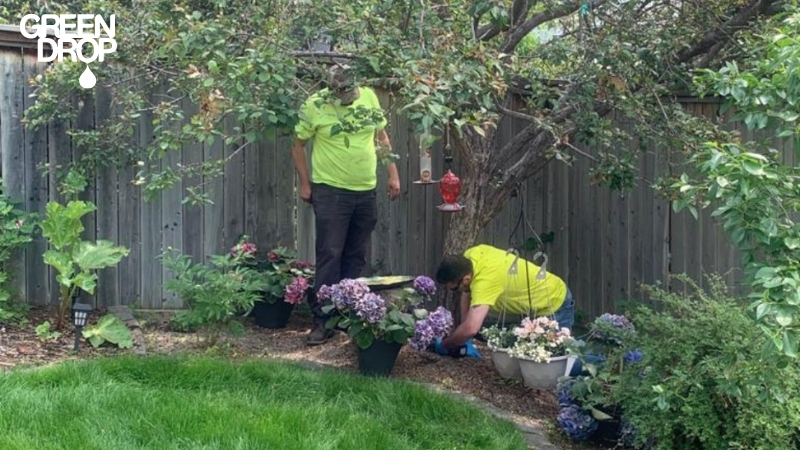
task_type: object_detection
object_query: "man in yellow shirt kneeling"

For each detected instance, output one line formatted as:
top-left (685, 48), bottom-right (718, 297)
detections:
top-left (433, 244), bottom-right (575, 357)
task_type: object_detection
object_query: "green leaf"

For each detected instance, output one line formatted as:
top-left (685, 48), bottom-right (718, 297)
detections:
top-left (776, 308), bottom-right (794, 326)
top-left (783, 329), bottom-right (798, 357)
top-left (321, 304), bottom-right (335, 314)
top-left (81, 314), bottom-right (133, 349)
top-left (325, 316), bottom-right (340, 329)
top-left (43, 250), bottom-right (74, 278)
top-left (355, 330), bottom-right (374, 349)
top-left (73, 241), bottom-right (130, 271)
top-left (40, 201), bottom-right (96, 250)
top-left (590, 407), bottom-right (613, 420)
top-left (72, 272), bottom-right (98, 295)
top-left (743, 160), bottom-right (766, 176)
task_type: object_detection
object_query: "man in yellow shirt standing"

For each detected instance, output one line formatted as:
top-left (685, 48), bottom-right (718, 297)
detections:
top-left (292, 64), bottom-right (401, 345)
top-left (433, 244), bottom-right (575, 355)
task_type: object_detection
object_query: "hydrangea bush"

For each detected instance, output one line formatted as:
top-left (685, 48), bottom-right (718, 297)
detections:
top-left (507, 316), bottom-right (574, 362)
top-left (231, 237), bottom-right (314, 305)
top-left (320, 276), bottom-right (451, 349)
top-left (555, 313), bottom-right (643, 446)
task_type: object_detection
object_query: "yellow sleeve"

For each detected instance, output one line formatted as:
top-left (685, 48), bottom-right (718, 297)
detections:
top-left (294, 97), bottom-right (317, 140)
top-left (469, 278), bottom-right (503, 309)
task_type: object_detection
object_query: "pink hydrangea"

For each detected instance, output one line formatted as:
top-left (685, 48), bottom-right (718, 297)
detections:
top-left (284, 277), bottom-right (309, 304)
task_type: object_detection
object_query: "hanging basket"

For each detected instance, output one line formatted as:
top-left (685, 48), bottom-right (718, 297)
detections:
top-left (517, 355), bottom-right (577, 390)
top-left (489, 346), bottom-right (522, 379)
top-left (252, 295), bottom-right (295, 329)
top-left (355, 339), bottom-right (403, 377)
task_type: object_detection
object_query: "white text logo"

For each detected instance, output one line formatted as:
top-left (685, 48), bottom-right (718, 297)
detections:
top-left (20, 14), bottom-right (117, 88)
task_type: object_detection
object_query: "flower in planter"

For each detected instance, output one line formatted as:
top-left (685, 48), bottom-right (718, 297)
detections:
top-left (480, 324), bottom-right (518, 350)
top-left (231, 237), bottom-right (315, 305)
top-left (284, 276), bottom-right (309, 305)
top-left (409, 306), bottom-right (452, 350)
top-left (507, 316), bottom-right (574, 362)
top-left (320, 277), bottom-right (449, 350)
top-left (557, 405), bottom-right (598, 441)
top-left (412, 276), bottom-right (436, 296)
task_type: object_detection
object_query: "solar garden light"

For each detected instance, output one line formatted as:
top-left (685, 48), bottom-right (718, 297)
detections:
top-left (71, 302), bottom-right (92, 352)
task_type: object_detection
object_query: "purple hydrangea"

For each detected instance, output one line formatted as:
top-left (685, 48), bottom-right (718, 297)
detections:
top-left (412, 276), bottom-right (436, 296)
top-left (409, 320), bottom-right (435, 350)
top-left (330, 278), bottom-right (371, 310)
top-left (408, 307), bottom-right (453, 350)
top-left (597, 313), bottom-right (634, 331)
top-left (624, 349), bottom-right (643, 364)
top-left (427, 306), bottom-right (453, 336)
top-left (556, 378), bottom-right (578, 407)
top-left (317, 285), bottom-right (333, 302)
top-left (353, 292), bottom-right (386, 324)
top-left (557, 405), bottom-right (598, 441)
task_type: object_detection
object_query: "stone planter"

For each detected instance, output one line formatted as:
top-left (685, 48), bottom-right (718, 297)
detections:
top-left (517, 355), bottom-right (578, 390)
top-left (489, 346), bottom-right (522, 379)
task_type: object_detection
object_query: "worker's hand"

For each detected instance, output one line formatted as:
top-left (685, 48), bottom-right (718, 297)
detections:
top-left (431, 338), bottom-right (482, 359)
top-left (388, 174), bottom-right (400, 201)
top-left (299, 183), bottom-right (312, 203)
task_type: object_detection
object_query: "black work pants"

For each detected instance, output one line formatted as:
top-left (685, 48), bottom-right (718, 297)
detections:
top-left (309, 183), bottom-right (377, 325)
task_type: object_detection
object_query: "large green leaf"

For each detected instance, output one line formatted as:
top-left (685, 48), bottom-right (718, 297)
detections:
top-left (40, 201), bottom-right (96, 250)
top-left (72, 272), bottom-right (98, 295)
top-left (43, 249), bottom-right (74, 278)
top-left (81, 314), bottom-right (133, 349)
top-left (73, 241), bottom-right (130, 271)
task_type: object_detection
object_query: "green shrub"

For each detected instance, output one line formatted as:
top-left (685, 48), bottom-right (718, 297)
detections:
top-left (0, 180), bottom-right (36, 323)
top-left (615, 275), bottom-right (800, 449)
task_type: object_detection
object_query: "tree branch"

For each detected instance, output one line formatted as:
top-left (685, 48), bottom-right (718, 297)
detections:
top-left (477, 0), bottom-right (536, 41)
top-left (676, 0), bottom-right (781, 65)
top-left (501, 0), bottom-right (607, 53)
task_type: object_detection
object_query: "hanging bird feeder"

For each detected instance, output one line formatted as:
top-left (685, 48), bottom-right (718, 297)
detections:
top-left (437, 165), bottom-right (463, 212)
top-left (413, 131), bottom-right (437, 185)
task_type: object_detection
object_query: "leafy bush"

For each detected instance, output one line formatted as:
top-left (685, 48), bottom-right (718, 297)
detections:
top-left (40, 200), bottom-right (129, 329)
top-left (614, 275), bottom-right (800, 449)
top-left (82, 314), bottom-right (133, 348)
top-left (0, 180), bottom-right (36, 322)
top-left (160, 247), bottom-right (266, 342)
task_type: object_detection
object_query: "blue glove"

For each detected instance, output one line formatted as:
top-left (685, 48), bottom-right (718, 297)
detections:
top-left (433, 338), bottom-right (482, 359)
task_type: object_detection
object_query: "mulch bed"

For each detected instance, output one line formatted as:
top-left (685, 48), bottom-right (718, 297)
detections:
top-left (0, 305), bottom-right (592, 450)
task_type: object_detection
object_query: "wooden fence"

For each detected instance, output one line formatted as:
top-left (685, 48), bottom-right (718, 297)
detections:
top-left (1, 34), bottom-right (785, 319)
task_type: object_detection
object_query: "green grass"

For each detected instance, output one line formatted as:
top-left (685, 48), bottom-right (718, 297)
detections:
top-left (0, 355), bottom-right (527, 450)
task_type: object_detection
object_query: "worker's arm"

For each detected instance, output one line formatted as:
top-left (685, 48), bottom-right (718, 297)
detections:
top-left (459, 293), bottom-right (470, 326)
top-left (442, 304), bottom-right (490, 350)
top-left (377, 129), bottom-right (400, 200)
top-left (291, 138), bottom-right (311, 202)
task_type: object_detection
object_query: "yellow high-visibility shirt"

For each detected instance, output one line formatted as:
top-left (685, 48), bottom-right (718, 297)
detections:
top-left (465, 244), bottom-right (567, 316)
top-left (294, 87), bottom-right (387, 191)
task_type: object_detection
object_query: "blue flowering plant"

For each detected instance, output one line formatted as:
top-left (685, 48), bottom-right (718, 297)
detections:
top-left (555, 313), bottom-right (644, 445)
top-left (319, 276), bottom-right (451, 349)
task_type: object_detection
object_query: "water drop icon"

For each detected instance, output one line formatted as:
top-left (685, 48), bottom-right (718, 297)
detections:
top-left (79, 66), bottom-right (96, 89)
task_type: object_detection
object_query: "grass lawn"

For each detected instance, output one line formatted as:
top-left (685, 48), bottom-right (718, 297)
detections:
top-left (0, 355), bottom-right (528, 450)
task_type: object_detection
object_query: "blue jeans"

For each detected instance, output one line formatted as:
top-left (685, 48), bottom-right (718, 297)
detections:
top-left (552, 289), bottom-right (575, 330)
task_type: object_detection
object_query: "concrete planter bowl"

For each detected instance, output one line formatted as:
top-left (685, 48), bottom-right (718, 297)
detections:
top-left (517, 355), bottom-right (578, 390)
top-left (489, 346), bottom-right (522, 380)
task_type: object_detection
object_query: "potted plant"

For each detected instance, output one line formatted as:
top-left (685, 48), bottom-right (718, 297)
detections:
top-left (320, 276), bottom-right (450, 376)
top-left (556, 313), bottom-right (643, 447)
top-left (160, 246), bottom-right (266, 343)
top-left (507, 316), bottom-right (576, 390)
top-left (481, 324), bottom-right (521, 379)
top-left (232, 239), bottom-right (314, 329)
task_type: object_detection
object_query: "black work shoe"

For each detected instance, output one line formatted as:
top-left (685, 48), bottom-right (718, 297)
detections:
top-left (306, 324), bottom-right (334, 345)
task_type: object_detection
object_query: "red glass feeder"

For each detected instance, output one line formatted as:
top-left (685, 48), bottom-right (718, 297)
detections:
top-left (437, 169), bottom-right (463, 212)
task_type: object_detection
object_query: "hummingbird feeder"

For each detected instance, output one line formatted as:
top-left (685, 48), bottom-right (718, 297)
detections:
top-left (436, 169), bottom-right (463, 212)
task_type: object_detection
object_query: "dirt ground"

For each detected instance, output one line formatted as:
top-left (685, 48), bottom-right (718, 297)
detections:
top-left (0, 305), bottom-right (593, 450)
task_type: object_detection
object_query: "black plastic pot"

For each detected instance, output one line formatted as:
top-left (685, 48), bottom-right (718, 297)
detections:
top-left (591, 417), bottom-right (622, 446)
top-left (252, 295), bottom-right (294, 329)
top-left (355, 339), bottom-right (403, 376)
